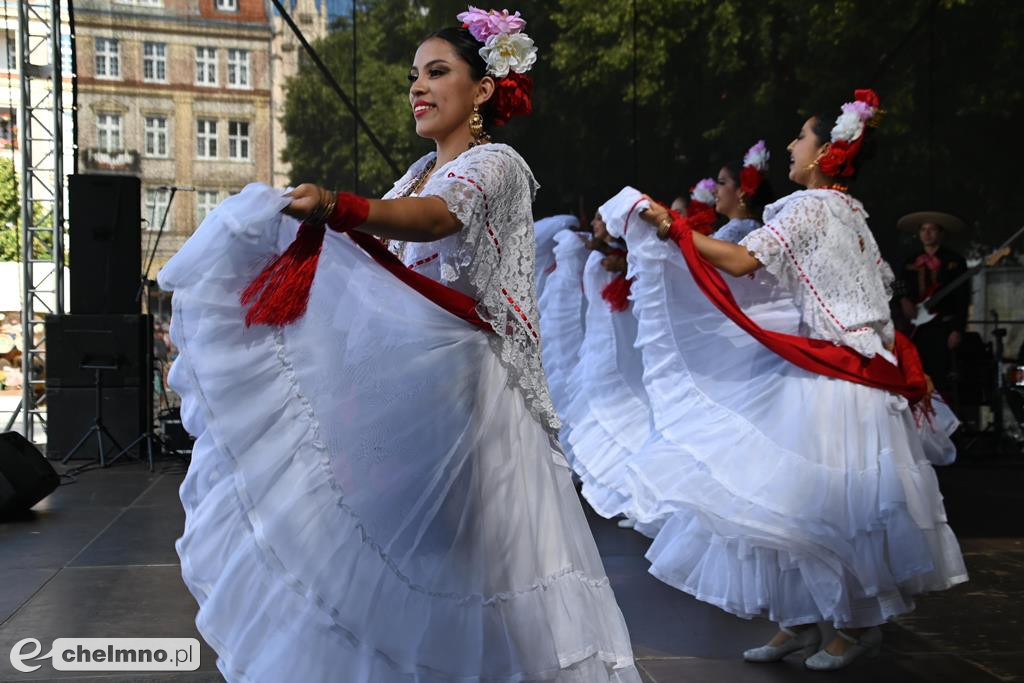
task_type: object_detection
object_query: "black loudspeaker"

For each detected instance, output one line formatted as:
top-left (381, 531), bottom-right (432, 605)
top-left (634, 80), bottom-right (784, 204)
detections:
top-left (45, 314), bottom-right (151, 388)
top-left (45, 386), bottom-right (148, 461)
top-left (68, 174), bottom-right (142, 314)
top-left (0, 431), bottom-right (60, 517)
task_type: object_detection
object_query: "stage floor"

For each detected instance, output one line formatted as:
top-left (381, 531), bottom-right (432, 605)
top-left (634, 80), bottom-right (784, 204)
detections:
top-left (1, 455), bottom-right (1022, 682)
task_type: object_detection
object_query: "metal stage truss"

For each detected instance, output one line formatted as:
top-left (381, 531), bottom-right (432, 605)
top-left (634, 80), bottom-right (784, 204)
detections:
top-left (12, 0), bottom-right (73, 443)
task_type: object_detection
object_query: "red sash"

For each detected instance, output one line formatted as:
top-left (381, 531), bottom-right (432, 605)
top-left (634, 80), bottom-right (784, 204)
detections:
top-left (672, 226), bottom-right (928, 403)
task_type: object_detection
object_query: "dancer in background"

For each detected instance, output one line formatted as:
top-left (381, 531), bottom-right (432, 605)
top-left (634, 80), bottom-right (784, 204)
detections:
top-left (534, 213), bottom-right (581, 297)
top-left (538, 219), bottom-right (591, 443)
top-left (634, 90), bottom-right (967, 671)
top-left (160, 8), bottom-right (639, 681)
top-left (560, 203), bottom-right (653, 529)
top-left (712, 140), bottom-right (775, 243)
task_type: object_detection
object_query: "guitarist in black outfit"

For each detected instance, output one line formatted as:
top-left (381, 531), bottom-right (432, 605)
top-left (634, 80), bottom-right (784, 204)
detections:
top-left (897, 212), bottom-right (969, 396)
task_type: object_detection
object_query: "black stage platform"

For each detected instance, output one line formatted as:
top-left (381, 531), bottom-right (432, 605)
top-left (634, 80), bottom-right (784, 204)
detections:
top-left (1, 458), bottom-right (1022, 682)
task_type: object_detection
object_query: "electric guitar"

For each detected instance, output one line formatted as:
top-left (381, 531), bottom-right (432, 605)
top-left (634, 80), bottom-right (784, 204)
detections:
top-left (908, 225), bottom-right (1024, 329)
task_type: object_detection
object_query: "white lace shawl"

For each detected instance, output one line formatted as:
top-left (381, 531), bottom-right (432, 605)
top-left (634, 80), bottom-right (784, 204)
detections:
top-left (740, 189), bottom-right (896, 360)
top-left (382, 143), bottom-right (560, 433)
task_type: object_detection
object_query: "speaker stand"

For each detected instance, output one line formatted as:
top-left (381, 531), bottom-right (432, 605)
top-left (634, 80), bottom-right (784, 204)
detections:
top-left (61, 365), bottom-right (129, 469)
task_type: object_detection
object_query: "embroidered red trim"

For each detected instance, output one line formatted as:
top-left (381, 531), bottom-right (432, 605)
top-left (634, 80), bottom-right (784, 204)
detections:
top-left (447, 172), bottom-right (501, 255)
top-left (410, 252), bottom-right (439, 269)
top-left (446, 171), bottom-right (539, 343)
top-left (764, 222), bottom-right (872, 334)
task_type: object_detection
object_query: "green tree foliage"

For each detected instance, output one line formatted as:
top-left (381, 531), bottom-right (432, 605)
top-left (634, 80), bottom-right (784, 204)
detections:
top-left (282, 0), bottom-right (1023, 257)
top-left (0, 158), bottom-right (20, 261)
top-left (0, 158), bottom-right (55, 262)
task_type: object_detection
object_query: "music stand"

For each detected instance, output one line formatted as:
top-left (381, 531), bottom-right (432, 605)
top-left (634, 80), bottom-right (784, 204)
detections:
top-left (61, 356), bottom-right (128, 468)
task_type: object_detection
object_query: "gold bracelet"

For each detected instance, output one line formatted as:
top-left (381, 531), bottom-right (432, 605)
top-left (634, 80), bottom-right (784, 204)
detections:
top-left (307, 189), bottom-right (337, 226)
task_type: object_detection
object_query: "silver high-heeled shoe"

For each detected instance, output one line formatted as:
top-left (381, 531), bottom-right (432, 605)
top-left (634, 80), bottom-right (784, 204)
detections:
top-left (743, 625), bottom-right (821, 663)
top-left (804, 627), bottom-right (882, 671)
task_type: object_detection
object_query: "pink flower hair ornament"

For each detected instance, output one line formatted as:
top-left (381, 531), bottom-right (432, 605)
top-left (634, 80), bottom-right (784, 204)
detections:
top-left (455, 6), bottom-right (538, 125)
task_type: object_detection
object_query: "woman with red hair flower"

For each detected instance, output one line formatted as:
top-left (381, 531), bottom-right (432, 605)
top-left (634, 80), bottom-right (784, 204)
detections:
top-left (634, 91), bottom-right (967, 671)
top-left (158, 7), bottom-right (640, 682)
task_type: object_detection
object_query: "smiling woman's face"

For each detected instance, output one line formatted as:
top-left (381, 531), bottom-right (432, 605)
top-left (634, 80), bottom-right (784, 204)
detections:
top-left (408, 38), bottom-right (480, 142)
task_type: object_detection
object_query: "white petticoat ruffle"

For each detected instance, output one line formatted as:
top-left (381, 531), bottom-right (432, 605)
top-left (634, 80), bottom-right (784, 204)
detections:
top-left (537, 230), bottom-right (589, 433)
top-left (159, 184), bottom-right (640, 682)
top-left (560, 250), bottom-right (652, 522)
top-left (618, 217), bottom-right (968, 629)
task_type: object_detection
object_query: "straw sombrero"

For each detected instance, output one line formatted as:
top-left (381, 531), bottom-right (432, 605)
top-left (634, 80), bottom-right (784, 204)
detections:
top-left (897, 211), bottom-right (966, 233)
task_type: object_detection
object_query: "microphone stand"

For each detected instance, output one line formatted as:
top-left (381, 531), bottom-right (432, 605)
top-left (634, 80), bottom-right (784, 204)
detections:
top-left (129, 186), bottom-right (188, 470)
top-left (137, 186), bottom-right (180, 304)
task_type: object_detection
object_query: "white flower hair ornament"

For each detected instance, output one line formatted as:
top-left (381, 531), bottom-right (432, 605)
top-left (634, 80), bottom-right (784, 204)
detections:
top-left (819, 89), bottom-right (882, 178)
top-left (691, 178), bottom-right (717, 206)
top-left (740, 139), bottom-right (769, 196)
top-left (455, 6), bottom-right (537, 125)
top-left (457, 6), bottom-right (538, 78)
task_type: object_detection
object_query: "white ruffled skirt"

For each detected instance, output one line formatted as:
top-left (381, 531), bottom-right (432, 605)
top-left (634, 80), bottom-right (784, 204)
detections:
top-left (159, 184), bottom-right (640, 682)
top-left (558, 252), bottom-right (652, 523)
top-left (537, 231), bottom-right (589, 449)
top-left (619, 222), bottom-right (968, 629)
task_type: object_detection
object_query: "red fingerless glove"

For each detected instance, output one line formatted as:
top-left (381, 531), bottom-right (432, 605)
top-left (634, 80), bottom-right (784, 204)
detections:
top-left (326, 192), bottom-right (370, 232)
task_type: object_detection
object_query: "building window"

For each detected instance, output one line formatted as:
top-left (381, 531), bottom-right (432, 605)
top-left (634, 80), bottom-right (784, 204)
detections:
top-left (226, 49), bottom-right (250, 89)
top-left (196, 190), bottom-right (220, 222)
top-left (143, 42), bottom-right (167, 82)
top-left (96, 113), bottom-right (122, 152)
top-left (95, 38), bottom-right (120, 79)
top-left (196, 118), bottom-right (217, 158)
top-left (144, 116), bottom-right (168, 157)
top-left (145, 187), bottom-right (170, 231)
top-left (0, 110), bottom-right (16, 149)
top-left (195, 47), bottom-right (217, 86)
top-left (227, 120), bottom-right (250, 160)
top-left (215, 0), bottom-right (238, 11)
top-left (1, 31), bottom-right (15, 71)
top-left (115, 0), bottom-right (163, 5)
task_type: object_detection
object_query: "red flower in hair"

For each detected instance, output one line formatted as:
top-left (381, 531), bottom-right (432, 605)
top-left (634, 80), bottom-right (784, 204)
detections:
top-left (854, 88), bottom-right (880, 108)
top-left (490, 73), bottom-right (533, 126)
top-left (739, 165), bottom-right (763, 197)
top-left (819, 137), bottom-right (864, 178)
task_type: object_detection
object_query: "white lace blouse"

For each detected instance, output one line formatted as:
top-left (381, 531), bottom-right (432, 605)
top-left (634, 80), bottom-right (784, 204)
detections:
top-left (383, 143), bottom-right (560, 433)
top-left (712, 217), bottom-right (761, 244)
top-left (740, 190), bottom-right (896, 361)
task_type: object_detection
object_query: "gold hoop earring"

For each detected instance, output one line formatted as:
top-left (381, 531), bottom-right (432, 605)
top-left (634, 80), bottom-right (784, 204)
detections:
top-left (468, 105), bottom-right (489, 146)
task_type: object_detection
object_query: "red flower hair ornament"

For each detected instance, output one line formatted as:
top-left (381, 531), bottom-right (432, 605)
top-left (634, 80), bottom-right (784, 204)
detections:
top-left (457, 6), bottom-right (537, 125)
top-left (739, 139), bottom-right (769, 197)
top-left (818, 89), bottom-right (881, 178)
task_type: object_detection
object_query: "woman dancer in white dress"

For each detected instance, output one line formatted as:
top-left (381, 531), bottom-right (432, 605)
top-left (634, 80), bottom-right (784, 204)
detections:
top-left (711, 140), bottom-right (774, 244)
top-left (534, 214), bottom-right (580, 296)
top-left (560, 208), bottom-right (652, 528)
top-left (537, 225), bottom-right (590, 432)
top-left (159, 9), bottom-right (639, 682)
top-left (634, 90), bottom-right (967, 670)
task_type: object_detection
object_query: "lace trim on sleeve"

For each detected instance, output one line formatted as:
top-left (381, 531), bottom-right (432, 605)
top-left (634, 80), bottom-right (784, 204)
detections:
top-left (740, 227), bottom-right (786, 281)
top-left (420, 145), bottom-right (560, 434)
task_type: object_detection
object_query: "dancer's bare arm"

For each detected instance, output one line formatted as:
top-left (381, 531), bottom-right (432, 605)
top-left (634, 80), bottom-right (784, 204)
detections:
top-left (285, 183), bottom-right (461, 243)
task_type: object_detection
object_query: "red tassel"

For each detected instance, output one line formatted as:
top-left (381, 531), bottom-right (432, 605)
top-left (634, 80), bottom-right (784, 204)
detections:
top-left (240, 221), bottom-right (326, 327)
top-left (601, 274), bottom-right (633, 313)
top-left (892, 331), bottom-right (929, 404)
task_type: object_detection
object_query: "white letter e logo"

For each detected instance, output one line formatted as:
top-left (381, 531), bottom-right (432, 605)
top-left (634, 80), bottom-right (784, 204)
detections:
top-left (10, 638), bottom-right (49, 673)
